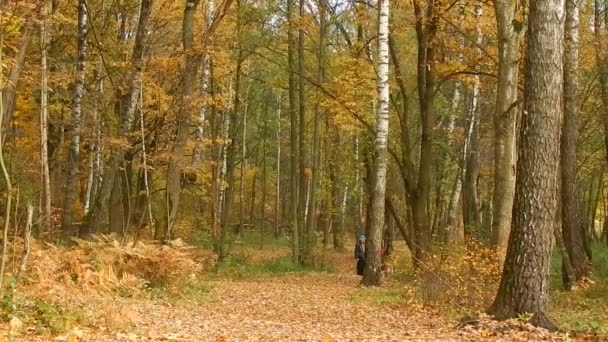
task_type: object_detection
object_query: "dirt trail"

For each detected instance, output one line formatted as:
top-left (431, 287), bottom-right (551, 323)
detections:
top-left (92, 273), bottom-right (457, 341)
top-left (82, 271), bottom-right (564, 341)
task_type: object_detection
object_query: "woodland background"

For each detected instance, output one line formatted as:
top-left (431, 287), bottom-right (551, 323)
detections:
top-left (0, 0), bottom-right (607, 338)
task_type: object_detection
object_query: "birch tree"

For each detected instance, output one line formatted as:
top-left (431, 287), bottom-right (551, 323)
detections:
top-left (39, 3), bottom-right (51, 233)
top-left (62, 0), bottom-right (88, 239)
top-left (362, 0), bottom-right (389, 286)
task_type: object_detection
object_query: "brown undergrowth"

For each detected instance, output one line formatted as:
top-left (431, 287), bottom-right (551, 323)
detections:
top-left (0, 234), bottom-right (216, 338)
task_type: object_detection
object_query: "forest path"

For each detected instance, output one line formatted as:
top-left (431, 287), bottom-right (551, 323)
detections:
top-left (99, 273), bottom-right (457, 341)
top-left (85, 251), bottom-right (562, 341)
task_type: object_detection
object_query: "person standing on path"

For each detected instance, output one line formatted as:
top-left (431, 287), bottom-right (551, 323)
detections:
top-left (355, 235), bottom-right (366, 276)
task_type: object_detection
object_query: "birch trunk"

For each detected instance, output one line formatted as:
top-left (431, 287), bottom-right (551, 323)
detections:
top-left (39, 6), bottom-right (52, 233)
top-left (192, 0), bottom-right (214, 165)
top-left (362, 0), bottom-right (389, 286)
top-left (463, 2), bottom-right (483, 231)
top-left (62, 0), bottom-right (88, 239)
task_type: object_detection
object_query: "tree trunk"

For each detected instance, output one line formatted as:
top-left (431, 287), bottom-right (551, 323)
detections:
top-left (275, 96), bottom-right (281, 238)
top-left (596, 0), bottom-right (608, 248)
top-left (297, 0), bottom-right (309, 263)
top-left (554, 200), bottom-right (576, 291)
top-left (192, 0), bottom-right (214, 165)
top-left (488, 0), bottom-right (563, 329)
top-left (442, 2), bottom-right (465, 243)
top-left (1, 15), bottom-right (33, 144)
top-left (491, 0), bottom-right (523, 249)
top-left (0, 29), bottom-right (14, 299)
top-left (62, 0), bottom-right (88, 239)
top-left (216, 79), bottom-right (234, 258)
top-left (561, 0), bottom-right (589, 283)
top-left (362, 0), bottom-right (389, 286)
top-left (305, 0), bottom-right (326, 263)
top-left (287, 0), bottom-right (300, 262)
top-left (463, 3), bottom-right (483, 232)
top-left (260, 122), bottom-right (267, 248)
top-left (239, 77), bottom-right (248, 236)
top-left (39, 6), bottom-right (52, 234)
top-left (165, 0), bottom-right (202, 240)
top-left (86, 0), bottom-right (154, 235)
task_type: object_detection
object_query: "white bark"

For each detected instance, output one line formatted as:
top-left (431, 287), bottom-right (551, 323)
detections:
top-left (139, 78), bottom-right (154, 228)
top-left (362, 0), bottom-right (389, 286)
top-left (39, 6), bottom-right (51, 231)
top-left (193, 0), bottom-right (214, 164)
top-left (217, 79), bottom-right (233, 238)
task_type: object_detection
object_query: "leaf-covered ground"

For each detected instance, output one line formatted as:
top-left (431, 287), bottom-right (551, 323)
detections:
top-left (2, 240), bottom-right (594, 341)
top-left (84, 265), bottom-right (569, 341)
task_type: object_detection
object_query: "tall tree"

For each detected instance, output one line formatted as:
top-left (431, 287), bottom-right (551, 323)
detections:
top-left (86, 0), bottom-right (154, 235)
top-left (165, 0), bottom-right (202, 240)
top-left (297, 0), bottom-right (309, 262)
top-left (305, 0), bottom-right (326, 262)
top-left (62, 0), bottom-right (88, 239)
top-left (287, 0), bottom-right (300, 262)
top-left (561, 0), bottom-right (589, 285)
top-left (488, 0), bottom-right (564, 329)
top-left (362, 0), bottom-right (389, 286)
top-left (39, 3), bottom-right (51, 233)
top-left (491, 0), bottom-right (523, 249)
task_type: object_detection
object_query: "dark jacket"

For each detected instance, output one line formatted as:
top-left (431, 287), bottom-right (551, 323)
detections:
top-left (355, 242), bottom-right (366, 276)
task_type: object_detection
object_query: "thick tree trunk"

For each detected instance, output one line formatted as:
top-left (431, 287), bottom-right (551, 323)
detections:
top-left (491, 0), bottom-right (522, 249)
top-left (362, 0), bottom-right (389, 286)
top-left (62, 0), bottom-right (88, 239)
top-left (561, 0), bottom-right (589, 283)
top-left (488, 0), bottom-right (563, 329)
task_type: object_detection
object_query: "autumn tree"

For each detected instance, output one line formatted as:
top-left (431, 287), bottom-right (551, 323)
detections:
top-left (488, 0), bottom-right (564, 329)
top-left (362, 0), bottom-right (389, 286)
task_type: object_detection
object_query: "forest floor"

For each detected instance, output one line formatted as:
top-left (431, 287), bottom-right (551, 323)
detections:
top-left (1, 236), bottom-right (605, 341)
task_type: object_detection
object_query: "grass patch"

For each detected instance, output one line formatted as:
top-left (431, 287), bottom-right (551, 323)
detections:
top-left (0, 292), bottom-right (89, 334)
top-left (208, 255), bottom-right (336, 280)
top-left (349, 287), bottom-right (404, 306)
top-left (549, 243), bottom-right (608, 334)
